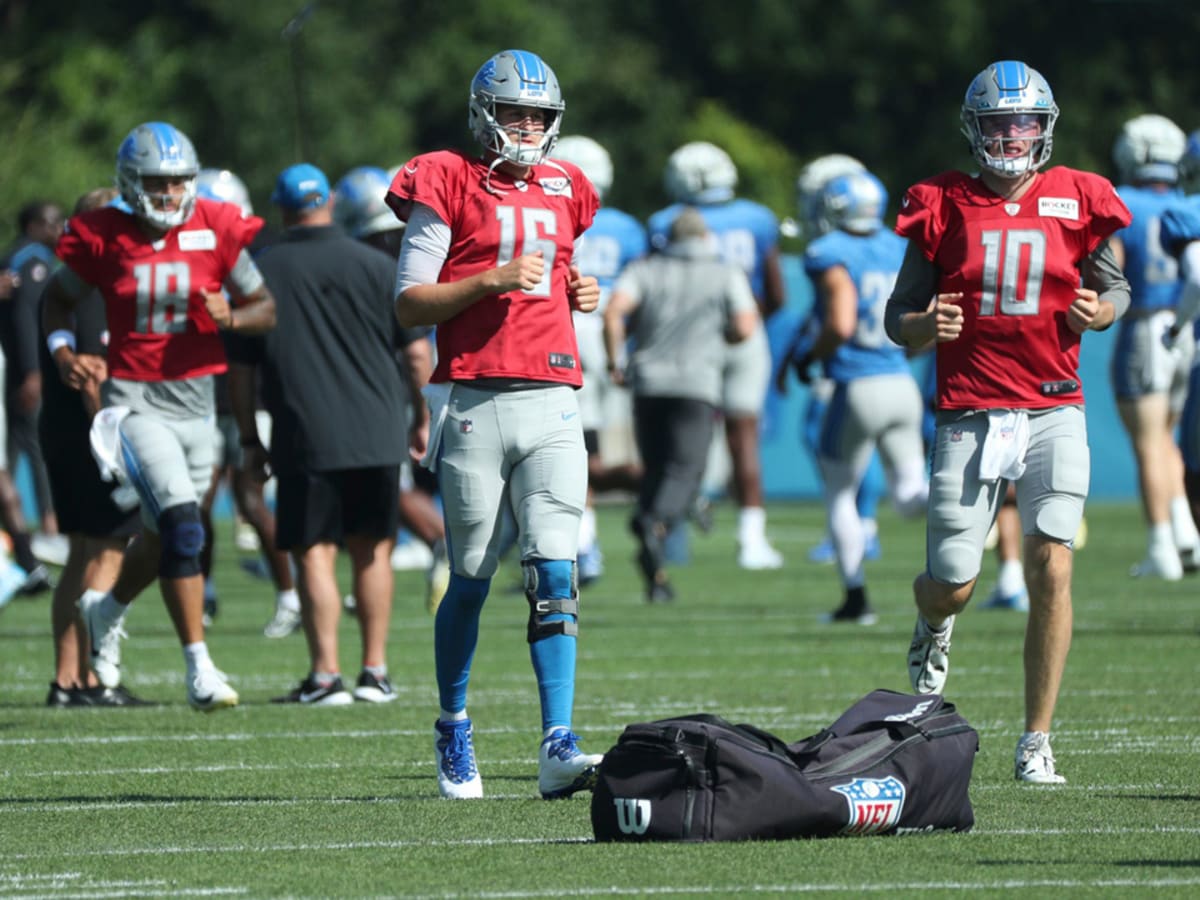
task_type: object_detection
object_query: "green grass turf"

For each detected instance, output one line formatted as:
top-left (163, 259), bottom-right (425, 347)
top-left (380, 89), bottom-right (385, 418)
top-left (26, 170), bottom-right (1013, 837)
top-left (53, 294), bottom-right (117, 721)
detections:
top-left (1, 500), bottom-right (1197, 897)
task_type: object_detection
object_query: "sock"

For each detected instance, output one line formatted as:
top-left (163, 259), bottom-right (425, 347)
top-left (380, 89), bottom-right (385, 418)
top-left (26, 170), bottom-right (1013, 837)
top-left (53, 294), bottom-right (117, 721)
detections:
top-left (578, 506), bottom-right (597, 553)
top-left (276, 588), bottom-right (300, 612)
top-left (364, 663), bottom-right (387, 679)
top-left (737, 507), bottom-right (766, 546)
top-left (527, 559), bottom-right (576, 733)
top-left (439, 708), bottom-right (469, 723)
top-left (183, 641), bottom-right (212, 674)
top-left (997, 559), bottom-right (1026, 596)
top-left (1169, 495), bottom-right (1200, 549)
top-left (434, 574), bottom-right (490, 714)
top-left (1148, 521), bottom-right (1174, 552)
top-left (311, 671), bottom-right (339, 685)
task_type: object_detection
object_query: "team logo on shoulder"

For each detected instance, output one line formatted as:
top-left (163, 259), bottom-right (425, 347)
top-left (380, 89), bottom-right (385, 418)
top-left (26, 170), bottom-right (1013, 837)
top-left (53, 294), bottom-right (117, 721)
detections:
top-left (538, 177), bottom-right (572, 197)
top-left (1038, 197), bottom-right (1079, 220)
top-left (832, 776), bottom-right (906, 835)
top-left (178, 229), bottom-right (217, 251)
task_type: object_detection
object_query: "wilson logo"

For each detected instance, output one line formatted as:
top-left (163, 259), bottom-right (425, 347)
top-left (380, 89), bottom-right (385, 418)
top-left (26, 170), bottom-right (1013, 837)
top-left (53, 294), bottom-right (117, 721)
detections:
top-left (613, 798), bottom-right (652, 835)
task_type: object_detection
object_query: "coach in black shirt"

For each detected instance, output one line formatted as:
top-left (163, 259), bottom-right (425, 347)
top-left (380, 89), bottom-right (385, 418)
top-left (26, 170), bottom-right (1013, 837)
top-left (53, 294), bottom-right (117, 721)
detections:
top-left (226, 164), bottom-right (406, 707)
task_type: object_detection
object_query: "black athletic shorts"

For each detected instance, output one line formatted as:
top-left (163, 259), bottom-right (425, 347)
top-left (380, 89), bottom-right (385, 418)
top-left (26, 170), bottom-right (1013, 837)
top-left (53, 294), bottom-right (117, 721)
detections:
top-left (42, 440), bottom-right (141, 540)
top-left (275, 465), bottom-right (400, 551)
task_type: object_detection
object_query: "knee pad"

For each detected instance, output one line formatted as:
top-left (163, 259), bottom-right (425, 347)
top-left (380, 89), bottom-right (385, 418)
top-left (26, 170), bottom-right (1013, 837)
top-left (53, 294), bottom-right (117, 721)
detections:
top-left (523, 558), bottom-right (578, 644)
top-left (157, 502), bottom-right (205, 578)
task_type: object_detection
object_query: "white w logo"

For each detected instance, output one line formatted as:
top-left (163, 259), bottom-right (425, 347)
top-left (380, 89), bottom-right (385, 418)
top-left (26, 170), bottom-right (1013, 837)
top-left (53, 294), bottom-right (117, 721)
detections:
top-left (613, 798), bottom-right (652, 835)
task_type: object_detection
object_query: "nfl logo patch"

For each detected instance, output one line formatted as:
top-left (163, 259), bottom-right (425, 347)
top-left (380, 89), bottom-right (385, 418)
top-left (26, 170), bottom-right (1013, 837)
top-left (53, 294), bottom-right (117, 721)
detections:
top-left (460, 419), bottom-right (473, 434)
top-left (831, 775), bottom-right (906, 835)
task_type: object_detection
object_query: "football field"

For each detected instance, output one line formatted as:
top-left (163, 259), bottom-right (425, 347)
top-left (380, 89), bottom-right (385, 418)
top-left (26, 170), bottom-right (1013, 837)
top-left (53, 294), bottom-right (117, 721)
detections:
top-left (1, 500), bottom-right (1197, 897)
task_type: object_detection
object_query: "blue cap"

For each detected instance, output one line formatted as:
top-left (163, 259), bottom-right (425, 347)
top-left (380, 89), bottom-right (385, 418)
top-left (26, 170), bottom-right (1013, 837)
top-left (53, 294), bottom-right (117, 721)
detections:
top-left (271, 163), bottom-right (330, 211)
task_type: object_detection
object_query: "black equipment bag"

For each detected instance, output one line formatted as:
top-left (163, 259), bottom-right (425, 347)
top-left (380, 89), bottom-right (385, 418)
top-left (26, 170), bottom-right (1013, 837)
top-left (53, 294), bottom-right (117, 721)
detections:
top-left (591, 689), bottom-right (977, 842)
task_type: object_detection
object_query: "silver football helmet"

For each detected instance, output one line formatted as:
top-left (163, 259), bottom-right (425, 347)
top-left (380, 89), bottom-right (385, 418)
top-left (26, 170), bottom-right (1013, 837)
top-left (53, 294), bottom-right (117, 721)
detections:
top-left (469, 49), bottom-right (564, 167)
top-left (796, 153), bottom-right (866, 236)
top-left (116, 121), bottom-right (200, 229)
top-left (553, 135), bottom-right (613, 198)
top-left (1112, 114), bottom-right (1186, 184)
top-left (820, 170), bottom-right (888, 235)
top-left (195, 168), bottom-right (253, 216)
top-left (663, 141), bottom-right (737, 204)
top-left (333, 166), bottom-right (401, 238)
top-left (960, 61), bottom-right (1058, 179)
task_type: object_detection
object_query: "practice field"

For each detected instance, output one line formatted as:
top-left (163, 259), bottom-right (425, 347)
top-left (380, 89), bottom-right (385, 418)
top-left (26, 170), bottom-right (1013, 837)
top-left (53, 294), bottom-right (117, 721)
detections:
top-left (1, 501), bottom-right (1197, 898)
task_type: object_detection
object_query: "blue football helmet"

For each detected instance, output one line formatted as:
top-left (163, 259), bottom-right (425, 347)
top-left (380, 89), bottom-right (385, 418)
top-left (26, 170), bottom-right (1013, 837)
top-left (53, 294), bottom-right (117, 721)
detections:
top-left (333, 166), bottom-right (400, 238)
top-left (195, 168), bottom-right (253, 216)
top-left (796, 153), bottom-right (866, 237)
top-left (553, 135), bottom-right (613, 199)
top-left (663, 141), bottom-right (737, 204)
top-left (116, 121), bottom-right (200, 229)
top-left (469, 49), bottom-right (564, 167)
top-left (820, 171), bottom-right (888, 235)
top-left (960, 61), bottom-right (1058, 179)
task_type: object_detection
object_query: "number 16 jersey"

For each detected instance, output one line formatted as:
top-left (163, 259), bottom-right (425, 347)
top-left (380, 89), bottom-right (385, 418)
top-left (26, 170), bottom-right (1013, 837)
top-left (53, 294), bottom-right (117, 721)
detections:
top-left (896, 167), bottom-right (1130, 410)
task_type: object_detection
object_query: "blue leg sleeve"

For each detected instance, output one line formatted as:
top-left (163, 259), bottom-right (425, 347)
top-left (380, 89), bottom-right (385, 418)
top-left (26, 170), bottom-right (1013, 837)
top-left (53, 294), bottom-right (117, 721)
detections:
top-left (525, 558), bottom-right (578, 733)
top-left (433, 573), bottom-right (490, 714)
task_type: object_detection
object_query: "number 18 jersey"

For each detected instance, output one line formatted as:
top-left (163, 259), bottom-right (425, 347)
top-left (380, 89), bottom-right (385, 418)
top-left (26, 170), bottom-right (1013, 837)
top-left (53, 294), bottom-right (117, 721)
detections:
top-left (896, 167), bottom-right (1130, 409)
top-left (56, 198), bottom-right (263, 382)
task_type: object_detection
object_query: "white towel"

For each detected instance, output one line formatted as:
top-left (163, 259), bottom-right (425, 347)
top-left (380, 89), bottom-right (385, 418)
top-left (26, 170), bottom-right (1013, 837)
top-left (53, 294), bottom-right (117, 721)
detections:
top-left (88, 406), bottom-right (140, 511)
top-left (977, 409), bottom-right (1030, 484)
top-left (419, 383), bottom-right (454, 473)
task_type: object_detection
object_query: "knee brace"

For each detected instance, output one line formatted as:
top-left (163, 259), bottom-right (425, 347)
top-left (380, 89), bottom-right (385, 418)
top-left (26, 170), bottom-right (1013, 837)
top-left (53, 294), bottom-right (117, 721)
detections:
top-left (157, 502), bottom-right (205, 578)
top-left (523, 558), bottom-right (578, 644)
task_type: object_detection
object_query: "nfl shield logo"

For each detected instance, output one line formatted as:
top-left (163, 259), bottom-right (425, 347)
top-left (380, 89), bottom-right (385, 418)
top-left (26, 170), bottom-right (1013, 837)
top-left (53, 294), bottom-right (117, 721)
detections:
top-left (460, 419), bottom-right (473, 434)
top-left (831, 776), bottom-right (907, 835)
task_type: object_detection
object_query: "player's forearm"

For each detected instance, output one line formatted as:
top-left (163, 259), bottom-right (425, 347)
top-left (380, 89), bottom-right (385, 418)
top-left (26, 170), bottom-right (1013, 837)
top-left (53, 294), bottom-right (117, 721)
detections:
top-left (1081, 239), bottom-right (1130, 329)
top-left (885, 244), bottom-right (940, 347)
top-left (395, 277), bottom-right (494, 327)
top-left (228, 288), bottom-right (276, 335)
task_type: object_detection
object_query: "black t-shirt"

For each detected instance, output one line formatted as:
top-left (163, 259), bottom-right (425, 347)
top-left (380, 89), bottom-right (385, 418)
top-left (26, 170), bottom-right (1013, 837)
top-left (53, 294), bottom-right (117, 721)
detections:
top-left (6, 238), bottom-right (56, 406)
top-left (225, 224), bottom-right (406, 475)
top-left (38, 287), bottom-right (107, 445)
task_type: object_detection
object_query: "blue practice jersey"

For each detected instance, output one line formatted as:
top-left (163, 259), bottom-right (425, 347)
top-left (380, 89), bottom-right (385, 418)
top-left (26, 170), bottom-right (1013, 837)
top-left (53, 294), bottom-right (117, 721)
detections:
top-left (1115, 184), bottom-right (1183, 311)
top-left (804, 227), bottom-right (909, 383)
top-left (578, 206), bottom-right (648, 310)
top-left (647, 199), bottom-right (778, 300)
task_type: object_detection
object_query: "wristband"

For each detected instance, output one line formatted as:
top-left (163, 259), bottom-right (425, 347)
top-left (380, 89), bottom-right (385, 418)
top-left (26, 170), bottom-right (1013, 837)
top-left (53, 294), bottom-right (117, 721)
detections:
top-left (47, 330), bottom-right (76, 354)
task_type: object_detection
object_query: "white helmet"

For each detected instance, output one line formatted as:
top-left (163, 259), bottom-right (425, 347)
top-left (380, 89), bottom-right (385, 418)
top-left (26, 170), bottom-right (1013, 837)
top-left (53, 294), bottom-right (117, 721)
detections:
top-left (333, 166), bottom-right (400, 238)
top-left (1113, 114), bottom-right (1186, 184)
top-left (553, 135), bottom-right (613, 198)
top-left (960, 60), bottom-right (1058, 179)
top-left (796, 153), bottom-right (866, 236)
top-left (195, 168), bottom-right (253, 216)
top-left (663, 141), bottom-right (737, 204)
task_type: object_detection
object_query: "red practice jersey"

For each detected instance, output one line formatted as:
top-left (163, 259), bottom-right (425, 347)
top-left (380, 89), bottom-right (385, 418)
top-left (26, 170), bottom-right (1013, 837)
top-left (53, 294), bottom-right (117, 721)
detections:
top-left (388, 150), bottom-right (599, 387)
top-left (896, 167), bottom-right (1131, 409)
top-left (56, 198), bottom-right (263, 382)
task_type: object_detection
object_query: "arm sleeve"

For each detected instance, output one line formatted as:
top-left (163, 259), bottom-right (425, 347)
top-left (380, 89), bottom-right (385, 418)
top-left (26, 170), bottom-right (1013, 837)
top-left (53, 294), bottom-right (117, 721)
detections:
top-left (226, 249), bottom-right (265, 297)
top-left (395, 202), bottom-right (452, 296)
top-left (884, 241), bottom-right (940, 345)
top-left (1080, 238), bottom-right (1131, 325)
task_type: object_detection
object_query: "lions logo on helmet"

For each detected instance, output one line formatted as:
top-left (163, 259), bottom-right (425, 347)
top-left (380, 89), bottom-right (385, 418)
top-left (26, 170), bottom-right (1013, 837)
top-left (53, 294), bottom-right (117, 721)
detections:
top-left (196, 168), bottom-right (253, 217)
top-left (469, 49), bottom-right (565, 168)
top-left (1113, 114), bottom-right (1186, 185)
top-left (960, 60), bottom-right (1058, 179)
top-left (116, 121), bottom-right (200, 230)
top-left (553, 136), bottom-right (613, 199)
top-left (663, 142), bottom-right (738, 205)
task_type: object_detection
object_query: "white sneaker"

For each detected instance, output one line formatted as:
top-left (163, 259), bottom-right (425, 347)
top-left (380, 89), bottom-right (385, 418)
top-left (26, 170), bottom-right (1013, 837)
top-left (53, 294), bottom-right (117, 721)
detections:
top-left (538, 728), bottom-right (603, 799)
top-left (435, 718), bottom-right (483, 799)
top-left (907, 615), bottom-right (954, 694)
top-left (1015, 731), bottom-right (1066, 784)
top-left (81, 593), bottom-right (126, 689)
top-left (188, 666), bottom-right (239, 712)
top-left (262, 603), bottom-right (302, 639)
top-left (234, 521), bottom-right (261, 552)
top-left (1129, 543), bottom-right (1183, 581)
top-left (31, 532), bottom-right (69, 567)
top-left (737, 541), bottom-right (784, 570)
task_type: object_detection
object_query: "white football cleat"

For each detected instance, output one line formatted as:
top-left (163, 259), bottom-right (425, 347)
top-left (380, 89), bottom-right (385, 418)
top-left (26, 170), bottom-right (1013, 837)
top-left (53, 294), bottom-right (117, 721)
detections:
top-left (908, 615), bottom-right (954, 694)
top-left (538, 728), bottom-right (603, 800)
top-left (435, 718), bottom-right (483, 799)
top-left (1015, 731), bottom-right (1066, 784)
top-left (81, 592), bottom-right (127, 689)
top-left (188, 667), bottom-right (239, 712)
top-left (737, 541), bottom-right (784, 570)
top-left (1129, 543), bottom-right (1183, 581)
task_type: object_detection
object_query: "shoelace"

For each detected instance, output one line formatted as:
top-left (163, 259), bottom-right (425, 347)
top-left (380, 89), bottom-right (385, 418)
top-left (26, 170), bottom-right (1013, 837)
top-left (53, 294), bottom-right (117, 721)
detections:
top-left (97, 624), bottom-right (128, 659)
top-left (545, 730), bottom-right (582, 761)
top-left (441, 725), bottom-right (478, 780)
